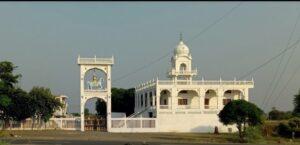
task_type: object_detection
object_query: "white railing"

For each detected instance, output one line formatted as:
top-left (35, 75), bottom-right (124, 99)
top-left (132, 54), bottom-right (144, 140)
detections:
top-left (110, 118), bottom-right (157, 132)
top-left (128, 106), bottom-right (152, 118)
top-left (168, 69), bottom-right (198, 75)
top-left (157, 80), bottom-right (254, 86)
top-left (135, 80), bottom-right (156, 91)
top-left (204, 105), bottom-right (218, 109)
top-left (160, 105), bottom-right (171, 109)
top-left (78, 57), bottom-right (114, 65)
top-left (176, 105), bottom-right (200, 109)
top-left (1, 117), bottom-right (81, 130)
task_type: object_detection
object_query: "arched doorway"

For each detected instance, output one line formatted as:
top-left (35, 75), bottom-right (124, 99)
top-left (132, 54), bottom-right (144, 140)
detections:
top-left (223, 90), bottom-right (244, 106)
top-left (84, 97), bottom-right (107, 131)
top-left (160, 90), bottom-right (171, 109)
top-left (78, 56), bottom-right (113, 132)
top-left (177, 90), bottom-right (199, 109)
top-left (204, 90), bottom-right (218, 109)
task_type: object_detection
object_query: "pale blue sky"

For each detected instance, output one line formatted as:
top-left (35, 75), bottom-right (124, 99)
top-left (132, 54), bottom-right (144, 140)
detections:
top-left (1, 2), bottom-right (300, 113)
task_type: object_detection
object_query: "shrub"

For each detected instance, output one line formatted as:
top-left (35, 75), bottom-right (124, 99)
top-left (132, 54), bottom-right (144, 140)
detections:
top-left (276, 123), bottom-right (292, 138)
top-left (244, 126), bottom-right (265, 143)
top-left (288, 117), bottom-right (300, 129)
top-left (0, 141), bottom-right (9, 145)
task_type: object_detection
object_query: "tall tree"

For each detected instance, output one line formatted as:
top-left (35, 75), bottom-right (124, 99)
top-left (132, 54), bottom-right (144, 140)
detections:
top-left (7, 88), bottom-right (34, 121)
top-left (0, 61), bottom-right (21, 124)
top-left (293, 89), bottom-right (300, 116)
top-left (96, 99), bottom-right (107, 117)
top-left (269, 107), bottom-right (293, 120)
top-left (29, 87), bottom-right (62, 127)
top-left (96, 88), bottom-right (135, 117)
top-left (218, 100), bottom-right (264, 141)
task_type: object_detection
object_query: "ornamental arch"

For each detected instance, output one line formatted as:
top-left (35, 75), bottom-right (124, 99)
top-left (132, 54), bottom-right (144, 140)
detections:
top-left (78, 56), bottom-right (113, 132)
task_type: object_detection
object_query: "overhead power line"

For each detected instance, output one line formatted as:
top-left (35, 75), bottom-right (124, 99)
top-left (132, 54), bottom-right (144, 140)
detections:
top-left (186, 2), bottom-right (242, 44)
top-left (271, 58), bottom-right (300, 107)
top-left (261, 11), bottom-right (300, 109)
top-left (263, 11), bottom-right (300, 110)
top-left (112, 3), bottom-right (243, 83)
top-left (238, 38), bottom-right (300, 80)
top-left (112, 52), bottom-right (171, 83)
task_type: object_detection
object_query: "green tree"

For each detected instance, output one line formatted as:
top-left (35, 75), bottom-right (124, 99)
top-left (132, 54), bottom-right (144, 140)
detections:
top-left (293, 89), bottom-right (300, 116)
top-left (7, 88), bottom-right (34, 121)
top-left (111, 88), bottom-right (135, 116)
top-left (96, 99), bottom-right (107, 117)
top-left (0, 61), bottom-right (22, 126)
top-left (84, 108), bottom-right (89, 116)
top-left (269, 107), bottom-right (293, 120)
top-left (218, 100), bottom-right (264, 141)
top-left (29, 87), bottom-right (62, 128)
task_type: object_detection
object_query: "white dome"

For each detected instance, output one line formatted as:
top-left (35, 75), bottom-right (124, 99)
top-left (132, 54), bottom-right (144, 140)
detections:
top-left (175, 41), bottom-right (189, 56)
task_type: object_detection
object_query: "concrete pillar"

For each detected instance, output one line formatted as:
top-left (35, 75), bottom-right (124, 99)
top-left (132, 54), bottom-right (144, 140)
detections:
top-left (199, 89), bottom-right (205, 110)
top-left (244, 89), bottom-right (249, 101)
top-left (148, 92), bottom-right (150, 107)
top-left (217, 89), bottom-right (224, 110)
top-left (80, 66), bottom-right (85, 132)
top-left (80, 97), bottom-right (85, 131)
top-left (171, 89), bottom-right (177, 110)
top-left (143, 93), bottom-right (146, 108)
top-left (152, 91), bottom-right (155, 107)
top-left (106, 66), bottom-right (112, 132)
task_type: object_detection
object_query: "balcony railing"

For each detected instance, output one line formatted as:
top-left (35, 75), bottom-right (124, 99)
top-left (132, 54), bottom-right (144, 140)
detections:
top-left (78, 57), bottom-right (114, 65)
top-left (168, 69), bottom-right (198, 76)
top-left (157, 80), bottom-right (254, 86)
top-left (160, 105), bottom-right (171, 109)
top-left (159, 105), bottom-right (201, 109)
top-left (204, 105), bottom-right (218, 109)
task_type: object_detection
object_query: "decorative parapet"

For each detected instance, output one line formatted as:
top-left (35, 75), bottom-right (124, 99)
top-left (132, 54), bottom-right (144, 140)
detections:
top-left (168, 69), bottom-right (198, 76)
top-left (135, 79), bottom-right (156, 91)
top-left (135, 78), bottom-right (254, 91)
top-left (157, 79), bottom-right (254, 86)
top-left (77, 55), bottom-right (114, 65)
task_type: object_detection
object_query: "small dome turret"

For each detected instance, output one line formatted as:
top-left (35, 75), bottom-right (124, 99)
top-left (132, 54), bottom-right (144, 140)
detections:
top-left (174, 40), bottom-right (189, 56)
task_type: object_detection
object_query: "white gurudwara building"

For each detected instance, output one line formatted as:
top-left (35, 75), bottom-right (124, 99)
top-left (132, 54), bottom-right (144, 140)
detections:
top-left (133, 38), bottom-right (254, 133)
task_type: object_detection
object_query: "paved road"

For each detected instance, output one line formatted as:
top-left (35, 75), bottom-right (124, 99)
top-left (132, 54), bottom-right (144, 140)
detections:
top-left (3, 139), bottom-right (244, 145)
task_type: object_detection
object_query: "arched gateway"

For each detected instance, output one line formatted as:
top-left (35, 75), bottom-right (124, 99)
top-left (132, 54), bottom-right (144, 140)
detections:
top-left (77, 56), bottom-right (114, 132)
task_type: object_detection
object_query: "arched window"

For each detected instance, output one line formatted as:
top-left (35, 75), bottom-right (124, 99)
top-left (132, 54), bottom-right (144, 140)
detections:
top-left (180, 63), bottom-right (187, 71)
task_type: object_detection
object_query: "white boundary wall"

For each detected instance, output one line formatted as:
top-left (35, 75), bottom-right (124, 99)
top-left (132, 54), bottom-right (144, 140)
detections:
top-left (2, 117), bottom-right (81, 131)
top-left (110, 118), bottom-right (157, 132)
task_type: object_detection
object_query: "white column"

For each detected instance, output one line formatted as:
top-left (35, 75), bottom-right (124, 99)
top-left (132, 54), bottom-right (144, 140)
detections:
top-left (244, 89), bottom-right (249, 101)
top-left (156, 89), bottom-right (160, 110)
top-left (217, 89), bottom-right (224, 110)
top-left (171, 89), bottom-right (177, 110)
top-left (80, 66), bottom-right (85, 132)
top-left (80, 97), bottom-right (85, 131)
top-left (152, 91), bottom-right (155, 107)
top-left (143, 93), bottom-right (146, 108)
top-left (147, 92), bottom-right (150, 107)
top-left (106, 66), bottom-right (112, 132)
top-left (199, 89), bottom-right (205, 110)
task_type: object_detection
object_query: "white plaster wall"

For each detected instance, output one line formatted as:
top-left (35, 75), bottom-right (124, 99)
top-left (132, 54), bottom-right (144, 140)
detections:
top-left (177, 91), bottom-right (199, 107)
top-left (223, 90), bottom-right (244, 100)
top-left (158, 114), bottom-right (237, 133)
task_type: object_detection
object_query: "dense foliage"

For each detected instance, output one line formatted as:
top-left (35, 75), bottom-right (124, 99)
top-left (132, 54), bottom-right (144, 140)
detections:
top-left (29, 87), bottom-right (62, 123)
top-left (0, 61), bottom-right (62, 129)
top-left (218, 100), bottom-right (264, 141)
top-left (268, 107), bottom-right (293, 120)
top-left (293, 90), bottom-right (300, 117)
top-left (95, 88), bottom-right (135, 117)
